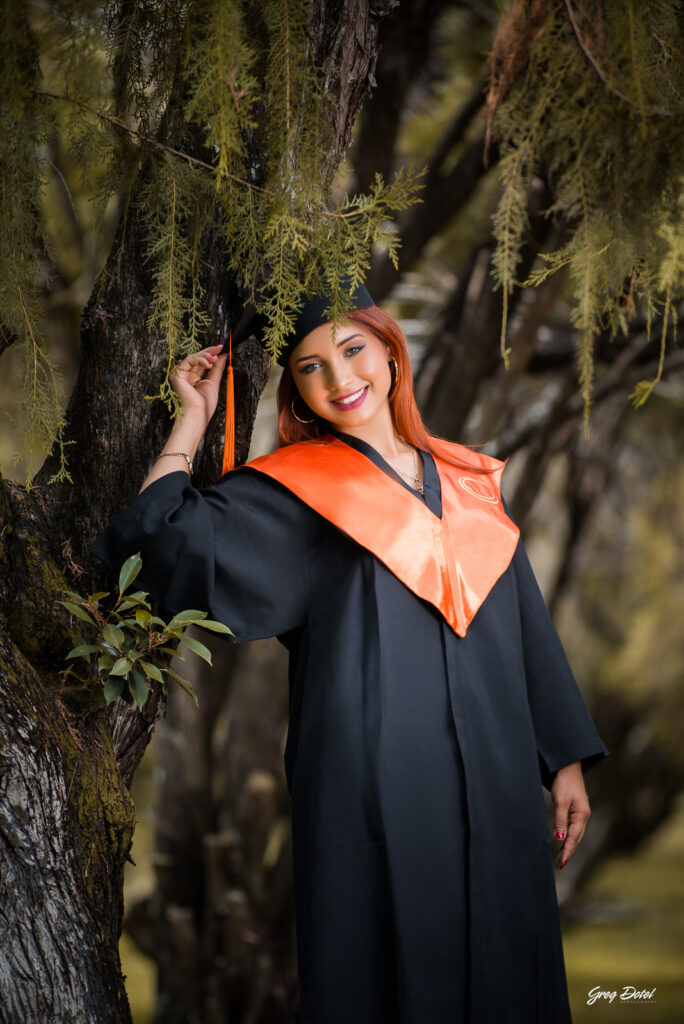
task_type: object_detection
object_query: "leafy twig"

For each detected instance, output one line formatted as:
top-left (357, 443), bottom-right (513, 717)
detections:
top-left (57, 553), bottom-right (233, 711)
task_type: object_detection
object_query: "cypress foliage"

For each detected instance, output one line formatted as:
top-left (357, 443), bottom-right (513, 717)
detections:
top-left (486, 0), bottom-right (684, 431)
top-left (0, 2), bottom-right (71, 479)
top-left (1, 0), bottom-right (423, 484)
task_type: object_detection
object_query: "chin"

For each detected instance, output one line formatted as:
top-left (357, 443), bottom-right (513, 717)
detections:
top-left (326, 407), bottom-right (378, 429)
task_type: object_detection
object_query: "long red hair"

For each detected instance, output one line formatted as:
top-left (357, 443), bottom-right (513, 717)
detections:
top-left (276, 306), bottom-right (498, 475)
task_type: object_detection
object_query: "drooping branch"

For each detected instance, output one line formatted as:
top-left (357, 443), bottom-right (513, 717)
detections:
top-left (35, 88), bottom-right (269, 195)
top-left (34, 0), bottom-right (402, 523)
top-left (563, 0), bottom-right (676, 118)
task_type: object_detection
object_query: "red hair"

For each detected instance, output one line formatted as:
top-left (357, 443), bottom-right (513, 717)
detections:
top-left (276, 306), bottom-right (498, 475)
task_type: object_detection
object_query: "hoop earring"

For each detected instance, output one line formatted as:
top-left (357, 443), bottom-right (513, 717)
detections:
top-left (388, 357), bottom-right (399, 395)
top-left (291, 396), bottom-right (316, 424)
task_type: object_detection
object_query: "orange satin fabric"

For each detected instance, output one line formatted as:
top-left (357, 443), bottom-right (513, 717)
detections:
top-left (245, 435), bottom-right (520, 637)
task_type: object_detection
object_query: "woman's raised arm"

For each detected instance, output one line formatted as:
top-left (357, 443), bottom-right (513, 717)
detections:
top-left (91, 344), bottom-right (312, 641)
top-left (140, 344), bottom-right (228, 491)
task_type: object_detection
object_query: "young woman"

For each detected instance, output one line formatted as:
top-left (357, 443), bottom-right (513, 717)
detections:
top-left (91, 285), bottom-right (609, 1024)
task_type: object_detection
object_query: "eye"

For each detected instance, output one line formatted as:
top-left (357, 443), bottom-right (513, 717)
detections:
top-left (299, 361), bottom-right (321, 375)
top-left (344, 344), bottom-right (365, 357)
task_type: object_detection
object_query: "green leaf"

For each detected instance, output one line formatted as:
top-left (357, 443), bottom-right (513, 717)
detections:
top-left (98, 654), bottom-right (116, 670)
top-left (103, 624), bottom-right (125, 649)
top-left (56, 600), bottom-right (97, 625)
top-left (135, 609), bottom-right (152, 627)
top-left (163, 666), bottom-right (199, 707)
top-left (167, 610), bottom-right (208, 630)
top-left (117, 598), bottom-right (150, 612)
top-left (157, 646), bottom-right (184, 659)
top-left (197, 619), bottom-right (234, 635)
top-left (103, 678), bottom-right (124, 704)
top-left (119, 617), bottom-right (146, 630)
top-left (89, 592), bottom-right (110, 603)
top-left (178, 634), bottom-right (212, 665)
top-left (140, 661), bottom-right (163, 682)
top-left (118, 553), bottom-right (142, 595)
top-left (110, 657), bottom-right (132, 676)
top-left (128, 670), bottom-right (149, 711)
top-left (66, 644), bottom-right (100, 659)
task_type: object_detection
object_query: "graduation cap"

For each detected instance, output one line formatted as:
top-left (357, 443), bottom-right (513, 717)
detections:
top-left (220, 277), bottom-right (374, 475)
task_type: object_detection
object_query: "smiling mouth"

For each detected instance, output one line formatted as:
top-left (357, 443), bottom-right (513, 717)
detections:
top-left (330, 385), bottom-right (369, 409)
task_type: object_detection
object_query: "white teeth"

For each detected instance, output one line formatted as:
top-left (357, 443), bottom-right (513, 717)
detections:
top-left (335, 387), bottom-right (366, 405)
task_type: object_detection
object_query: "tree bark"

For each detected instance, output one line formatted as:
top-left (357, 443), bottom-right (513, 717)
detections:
top-left (0, 478), bottom-right (136, 1023)
top-left (0, 2), bottom-right (395, 1020)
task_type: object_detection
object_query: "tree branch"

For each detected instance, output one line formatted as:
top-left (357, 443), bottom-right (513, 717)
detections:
top-left (563, 0), bottom-right (676, 117)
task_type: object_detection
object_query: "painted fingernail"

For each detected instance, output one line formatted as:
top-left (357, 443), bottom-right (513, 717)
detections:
top-left (555, 831), bottom-right (566, 840)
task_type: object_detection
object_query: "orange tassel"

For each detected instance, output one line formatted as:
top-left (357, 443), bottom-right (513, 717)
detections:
top-left (221, 329), bottom-right (235, 475)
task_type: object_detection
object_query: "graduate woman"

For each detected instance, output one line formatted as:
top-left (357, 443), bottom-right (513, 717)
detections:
top-left (91, 280), bottom-right (610, 1023)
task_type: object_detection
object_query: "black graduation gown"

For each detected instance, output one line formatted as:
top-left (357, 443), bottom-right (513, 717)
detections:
top-left (90, 430), bottom-right (610, 1024)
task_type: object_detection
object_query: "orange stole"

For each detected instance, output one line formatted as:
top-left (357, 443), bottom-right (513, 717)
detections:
top-left (245, 436), bottom-right (520, 637)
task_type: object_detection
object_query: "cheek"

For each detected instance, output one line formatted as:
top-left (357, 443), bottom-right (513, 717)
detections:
top-left (358, 348), bottom-right (391, 381)
top-left (370, 352), bottom-right (393, 389)
top-left (293, 373), bottom-right (325, 407)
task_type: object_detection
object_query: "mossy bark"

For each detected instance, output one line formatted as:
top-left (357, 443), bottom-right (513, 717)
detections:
top-left (0, 2), bottom-right (392, 1020)
top-left (0, 481), bottom-right (137, 1022)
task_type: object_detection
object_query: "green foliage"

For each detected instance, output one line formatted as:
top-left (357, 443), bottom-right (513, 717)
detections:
top-left (489, 0), bottom-right (684, 433)
top-left (0, 2), bottom-right (71, 483)
top-left (2, 0), bottom-right (423, 480)
top-left (57, 552), bottom-right (233, 710)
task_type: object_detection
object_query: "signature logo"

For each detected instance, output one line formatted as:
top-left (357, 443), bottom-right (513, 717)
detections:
top-left (587, 985), bottom-right (656, 1005)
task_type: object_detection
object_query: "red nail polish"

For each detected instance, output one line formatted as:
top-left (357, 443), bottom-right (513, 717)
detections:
top-left (555, 831), bottom-right (566, 840)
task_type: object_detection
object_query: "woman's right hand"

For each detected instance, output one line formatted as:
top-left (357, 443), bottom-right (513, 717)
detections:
top-left (170, 344), bottom-right (229, 430)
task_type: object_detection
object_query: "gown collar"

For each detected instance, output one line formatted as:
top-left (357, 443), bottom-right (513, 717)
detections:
top-left (243, 433), bottom-right (519, 637)
top-left (328, 428), bottom-right (442, 518)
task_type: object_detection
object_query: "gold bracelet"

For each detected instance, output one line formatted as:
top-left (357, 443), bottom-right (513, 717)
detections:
top-left (156, 452), bottom-right (193, 476)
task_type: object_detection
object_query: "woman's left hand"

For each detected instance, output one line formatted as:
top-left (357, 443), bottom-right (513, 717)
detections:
top-left (550, 761), bottom-right (591, 870)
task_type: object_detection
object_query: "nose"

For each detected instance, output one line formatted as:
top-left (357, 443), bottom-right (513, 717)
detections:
top-left (325, 358), bottom-right (353, 393)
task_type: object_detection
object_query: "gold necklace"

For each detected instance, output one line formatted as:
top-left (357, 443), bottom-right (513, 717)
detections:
top-left (388, 446), bottom-right (424, 494)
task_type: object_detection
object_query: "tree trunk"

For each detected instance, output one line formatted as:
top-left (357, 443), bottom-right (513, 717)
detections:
top-left (129, 5), bottom-right (399, 1020)
top-left (0, 2), bottom-right (394, 1020)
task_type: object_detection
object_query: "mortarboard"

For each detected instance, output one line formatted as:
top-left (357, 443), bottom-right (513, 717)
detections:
top-left (220, 278), bottom-right (374, 474)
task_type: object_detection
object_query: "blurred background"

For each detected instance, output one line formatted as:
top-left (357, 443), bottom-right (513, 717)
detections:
top-left (3, 2), bottom-right (683, 1022)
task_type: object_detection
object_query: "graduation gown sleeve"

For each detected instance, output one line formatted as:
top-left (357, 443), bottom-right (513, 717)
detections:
top-left (502, 497), bottom-right (610, 791)
top-left (89, 468), bottom-right (309, 643)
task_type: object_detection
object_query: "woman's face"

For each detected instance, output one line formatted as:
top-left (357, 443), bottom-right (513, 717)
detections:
top-left (288, 320), bottom-right (393, 429)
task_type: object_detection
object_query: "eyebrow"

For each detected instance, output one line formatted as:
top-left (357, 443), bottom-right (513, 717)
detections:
top-left (295, 333), bottom-right (362, 364)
